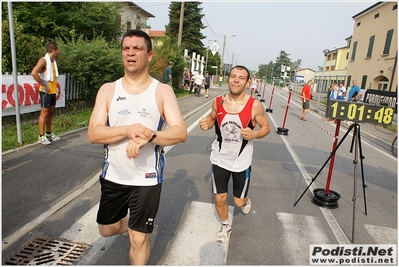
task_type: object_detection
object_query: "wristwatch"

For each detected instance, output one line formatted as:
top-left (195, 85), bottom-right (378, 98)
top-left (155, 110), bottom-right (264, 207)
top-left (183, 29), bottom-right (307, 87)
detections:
top-left (149, 131), bottom-right (157, 142)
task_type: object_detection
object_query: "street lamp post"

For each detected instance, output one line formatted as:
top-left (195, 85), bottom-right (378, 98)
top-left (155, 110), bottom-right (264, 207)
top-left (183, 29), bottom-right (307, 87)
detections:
top-left (231, 53), bottom-right (239, 67)
top-left (317, 49), bottom-right (330, 103)
top-left (220, 33), bottom-right (236, 77)
top-left (294, 59), bottom-right (302, 93)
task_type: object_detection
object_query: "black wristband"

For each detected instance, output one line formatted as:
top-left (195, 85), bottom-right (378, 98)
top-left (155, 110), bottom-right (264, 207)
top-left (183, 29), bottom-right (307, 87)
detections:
top-left (149, 131), bottom-right (157, 142)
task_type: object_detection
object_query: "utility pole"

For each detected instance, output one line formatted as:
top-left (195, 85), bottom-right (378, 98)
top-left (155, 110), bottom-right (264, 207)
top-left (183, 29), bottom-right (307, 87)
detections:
top-left (220, 35), bottom-right (226, 77)
top-left (178, 2), bottom-right (184, 46)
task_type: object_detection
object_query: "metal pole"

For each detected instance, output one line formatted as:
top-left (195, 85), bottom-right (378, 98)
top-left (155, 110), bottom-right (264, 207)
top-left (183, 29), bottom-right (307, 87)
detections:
top-left (205, 47), bottom-right (209, 74)
top-left (8, 2), bottom-right (22, 145)
top-left (220, 34), bottom-right (226, 77)
top-left (318, 49), bottom-right (329, 103)
top-left (317, 66), bottom-right (326, 103)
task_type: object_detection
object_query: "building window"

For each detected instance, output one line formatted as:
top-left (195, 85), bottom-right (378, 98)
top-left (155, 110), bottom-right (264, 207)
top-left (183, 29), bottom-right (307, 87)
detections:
top-left (346, 52), bottom-right (349, 60)
top-left (127, 21), bottom-right (132, 30)
top-left (351, 41), bottom-right (358, 61)
top-left (393, 4), bottom-right (397, 10)
top-left (383, 29), bottom-right (394, 55)
top-left (357, 22), bottom-right (361, 27)
top-left (374, 13), bottom-right (379, 19)
top-left (346, 75), bottom-right (352, 88)
top-left (367, 35), bottom-right (375, 58)
top-left (361, 75), bottom-right (367, 89)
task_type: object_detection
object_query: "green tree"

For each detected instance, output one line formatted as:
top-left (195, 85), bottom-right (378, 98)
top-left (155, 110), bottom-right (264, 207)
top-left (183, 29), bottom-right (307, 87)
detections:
top-left (12, 2), bottom-right (123, 42)
top-left (166, 2), bottom-right (206, 55)
top-left (2, 2), bottom-right (123, 74)
top-left (204, 52), bottom-right (221, 75)
top-left (149, 37), bottom-right (185, 90)
top-left (56, 35), bottom-right (123, 100)
top-left (2, 3), bottom-right (45, 73)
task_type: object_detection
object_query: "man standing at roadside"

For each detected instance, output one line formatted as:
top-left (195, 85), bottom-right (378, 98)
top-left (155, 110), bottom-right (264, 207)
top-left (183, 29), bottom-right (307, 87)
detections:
top-left (88, 30), bottom-right (187, 265)
top-left (164, 61), bottom-right (173, 88)
top-left (299, 80), bottom-right (313, 121)
top-left (204, 71), bottom-right (211, 98)
top-left (193, 70), bottom-right (205, 97)
top-left (348, 79), bottom-right (361, 101)
top-left (199, 65), bottom-right (270, 243)
top-left (31, 42), bottom-right (61, 145)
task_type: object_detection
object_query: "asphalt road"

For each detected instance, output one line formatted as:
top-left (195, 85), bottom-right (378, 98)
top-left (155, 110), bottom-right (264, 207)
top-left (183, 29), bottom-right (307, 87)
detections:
top-left (2, 83), bottom-right (397, 265)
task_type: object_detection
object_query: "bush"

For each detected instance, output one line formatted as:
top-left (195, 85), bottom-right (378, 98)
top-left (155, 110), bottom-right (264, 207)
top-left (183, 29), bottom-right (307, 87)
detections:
top-left (56, 35), bottom-right (123, 100)
top-left (149, 37), bottom-right (185, 90)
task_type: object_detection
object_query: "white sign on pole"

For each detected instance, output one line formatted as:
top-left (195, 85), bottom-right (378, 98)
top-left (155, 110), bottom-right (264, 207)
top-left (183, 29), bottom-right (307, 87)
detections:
top-left (210, 42), bottom-right (219, 56)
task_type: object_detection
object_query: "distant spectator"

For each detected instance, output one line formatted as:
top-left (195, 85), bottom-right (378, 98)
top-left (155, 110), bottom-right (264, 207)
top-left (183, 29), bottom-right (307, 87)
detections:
top-left (299, 80), bottom-right (313, 121)
top-left (337, 82), bottom-right (346, 100)
top-left (163, 61), bottom-right (173, 88)
top-left (348, 80), bottom-right (361, 101)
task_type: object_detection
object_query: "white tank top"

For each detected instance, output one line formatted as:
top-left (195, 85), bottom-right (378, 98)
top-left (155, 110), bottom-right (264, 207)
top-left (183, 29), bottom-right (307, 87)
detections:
top-left (101, 78), bottom-right (165, 186)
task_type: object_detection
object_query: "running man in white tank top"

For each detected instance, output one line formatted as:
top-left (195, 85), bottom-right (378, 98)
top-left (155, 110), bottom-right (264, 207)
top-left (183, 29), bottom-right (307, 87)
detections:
top-left (88, 30), bottom-right (187, 265)
top-left (199, 65), bottom-right (270, 243)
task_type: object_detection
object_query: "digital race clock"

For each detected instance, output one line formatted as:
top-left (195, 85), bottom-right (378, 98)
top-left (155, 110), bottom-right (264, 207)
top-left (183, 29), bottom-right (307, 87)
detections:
top-left (326, 100), bottom-right (395, 124)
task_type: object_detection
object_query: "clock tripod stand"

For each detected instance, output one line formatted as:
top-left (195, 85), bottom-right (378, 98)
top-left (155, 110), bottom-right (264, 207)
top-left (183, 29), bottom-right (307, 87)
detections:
top-left (294, 121), bottom-right (367, 243)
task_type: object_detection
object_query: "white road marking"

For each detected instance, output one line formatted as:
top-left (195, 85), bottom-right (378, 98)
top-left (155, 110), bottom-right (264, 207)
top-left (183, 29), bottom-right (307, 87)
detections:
top-left (163, 201), bottom-right (234, 265)
top-left (364, 224), bottom-right (398, 244)
top-left (276, 212), bottom-right (329, 265)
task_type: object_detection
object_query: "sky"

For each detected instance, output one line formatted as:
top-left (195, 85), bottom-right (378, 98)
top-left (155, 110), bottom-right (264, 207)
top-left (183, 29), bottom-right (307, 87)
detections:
top-left (135, 1), bottom-right (376, 71)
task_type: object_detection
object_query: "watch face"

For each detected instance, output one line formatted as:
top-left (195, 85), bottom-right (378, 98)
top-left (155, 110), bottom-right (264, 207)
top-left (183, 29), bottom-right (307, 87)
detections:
top-left (327, 100), bottom-right (395, 124)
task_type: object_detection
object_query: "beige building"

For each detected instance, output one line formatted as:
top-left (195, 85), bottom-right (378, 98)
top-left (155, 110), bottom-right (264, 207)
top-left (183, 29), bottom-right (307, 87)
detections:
top-left (313, 2), bottom-right (397, 99)
top-left (346, 2), bottom-right (397, 92)
top-left (313, 45), bottom-right (350, 95)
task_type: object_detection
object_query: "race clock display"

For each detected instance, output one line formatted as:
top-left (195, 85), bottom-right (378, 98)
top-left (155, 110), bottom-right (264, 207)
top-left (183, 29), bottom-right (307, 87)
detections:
top-left (326, 100), bottom-right (395, 124)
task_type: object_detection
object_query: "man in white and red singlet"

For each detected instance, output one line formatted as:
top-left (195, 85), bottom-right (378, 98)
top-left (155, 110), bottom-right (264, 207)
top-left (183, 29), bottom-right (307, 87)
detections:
top-left (199, 65), bottom-right (270, 243)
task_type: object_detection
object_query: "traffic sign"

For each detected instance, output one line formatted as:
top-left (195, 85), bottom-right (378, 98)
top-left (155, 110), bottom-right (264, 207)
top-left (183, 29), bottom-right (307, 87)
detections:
top-left (210, 42), bottom-right (219, 56)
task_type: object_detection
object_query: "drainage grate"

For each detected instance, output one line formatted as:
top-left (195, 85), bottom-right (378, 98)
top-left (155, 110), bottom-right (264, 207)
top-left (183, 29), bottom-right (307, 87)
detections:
top-left (3, 237), bottom-right (91, 265)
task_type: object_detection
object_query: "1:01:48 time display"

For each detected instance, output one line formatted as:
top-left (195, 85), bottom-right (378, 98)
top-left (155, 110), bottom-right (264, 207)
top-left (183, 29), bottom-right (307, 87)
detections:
top-left (329, 101), bottom-right (394, 124)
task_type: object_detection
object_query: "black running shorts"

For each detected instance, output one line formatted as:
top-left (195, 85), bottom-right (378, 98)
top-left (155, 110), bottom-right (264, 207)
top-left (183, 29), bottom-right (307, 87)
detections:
top-left (96, 177), bottom-right (162, 234)
top-left (211, 164), bottom-right (251, 199)
top-left (39, 92), bottom-right (56, 108)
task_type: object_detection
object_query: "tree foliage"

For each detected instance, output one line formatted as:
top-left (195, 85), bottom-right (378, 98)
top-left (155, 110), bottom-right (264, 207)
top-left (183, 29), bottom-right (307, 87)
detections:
top-left (258, 50), bottom-right (296, 82)
top-left (166, 2), bottom-right (206, 55)
top-left (204, 52), bottom-right (221, 76)
top-left (150, 37), bottom-right (185, 90)
top-left (12, 2), bottom-right (123, 43)
top-left (56, 35), bottom-right (123, 100)
top-left (2, 3), bottom-right (45, 73)
top-left (2, 2), bottom-right (123, 74)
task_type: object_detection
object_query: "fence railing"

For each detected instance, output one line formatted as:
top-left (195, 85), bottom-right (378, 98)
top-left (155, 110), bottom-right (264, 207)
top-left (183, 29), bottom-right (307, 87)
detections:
top-left (63, 73), bottom-right (88, 100)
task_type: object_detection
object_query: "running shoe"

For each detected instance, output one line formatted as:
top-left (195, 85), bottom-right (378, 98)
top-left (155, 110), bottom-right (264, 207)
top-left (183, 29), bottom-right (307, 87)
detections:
top-left (216, 224), bottom-right (232, 243)
top-left (47, 133), bottom-right (60, 141)
top-left (241, 198), bottom-right (252, 214)
top-left (38, 135), bottom-right (51, 145)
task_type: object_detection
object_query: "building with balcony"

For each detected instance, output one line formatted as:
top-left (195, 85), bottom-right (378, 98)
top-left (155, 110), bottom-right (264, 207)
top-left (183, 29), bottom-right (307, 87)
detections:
top-left (119, 2), bottom-right (155, 32)
top-left (313, 2), bottom-right (397, 98)
top-left (346, 1), bottom-right (397, 92)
